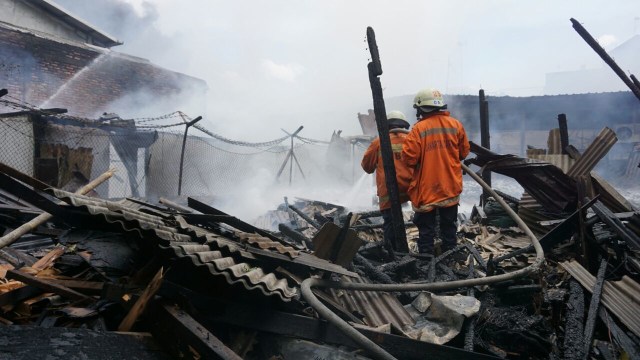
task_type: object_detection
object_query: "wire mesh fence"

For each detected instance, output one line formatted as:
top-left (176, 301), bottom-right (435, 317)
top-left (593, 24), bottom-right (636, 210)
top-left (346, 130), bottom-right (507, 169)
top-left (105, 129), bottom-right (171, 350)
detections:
top-left (0, 98), bottom-right (350, 200)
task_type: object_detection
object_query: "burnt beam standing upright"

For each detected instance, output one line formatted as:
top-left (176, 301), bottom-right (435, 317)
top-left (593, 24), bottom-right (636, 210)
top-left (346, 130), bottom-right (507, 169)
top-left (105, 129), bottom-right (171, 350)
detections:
top-left (558, 114), bottom-right (569, 154)
top-left (178, 116), bottom-right (202, 196)
top-left (479, 89), bottom-right (491, 204)
top-left (366, 27), bottom-right (407, 253)
top-left (571, 18), bottom-right (640, 102)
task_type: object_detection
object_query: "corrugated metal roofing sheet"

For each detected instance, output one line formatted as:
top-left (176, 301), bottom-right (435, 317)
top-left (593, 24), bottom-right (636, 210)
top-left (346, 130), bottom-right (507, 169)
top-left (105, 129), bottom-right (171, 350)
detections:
top-left (561, 260), bottom-right (640, 337)
top-left (329, 276), bottom-right (415, 330)
top-left (567, 127), bottom-right (617, 178)
top-left (527, 154), bottom-right (575, 174)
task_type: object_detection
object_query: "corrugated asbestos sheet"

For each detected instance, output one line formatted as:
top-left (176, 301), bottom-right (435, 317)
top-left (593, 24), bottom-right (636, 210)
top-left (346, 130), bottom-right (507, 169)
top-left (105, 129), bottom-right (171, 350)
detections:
top-left (561, 260), bottom-right (640, 337)
top-left (162, 243), bottom-right (297, 301)
top-left (567, 127), bottom-right (617, 178)
top-left (49, 190), bottom-right (300, 301)
top-left (328, 276), bottom-right (415, 330)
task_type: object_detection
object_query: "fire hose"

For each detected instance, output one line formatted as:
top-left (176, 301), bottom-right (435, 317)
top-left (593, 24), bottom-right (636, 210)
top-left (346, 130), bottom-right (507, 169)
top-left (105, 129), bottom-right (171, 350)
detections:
top-left (301, 163), bottom-right (545, 360)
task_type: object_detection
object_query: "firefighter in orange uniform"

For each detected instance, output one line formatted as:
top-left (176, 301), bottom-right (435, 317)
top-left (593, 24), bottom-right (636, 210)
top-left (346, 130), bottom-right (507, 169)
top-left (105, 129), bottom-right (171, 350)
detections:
top-left (402, 89), bottom-right (470, 254)
top-left (361, 111), bottom-right (413, 246)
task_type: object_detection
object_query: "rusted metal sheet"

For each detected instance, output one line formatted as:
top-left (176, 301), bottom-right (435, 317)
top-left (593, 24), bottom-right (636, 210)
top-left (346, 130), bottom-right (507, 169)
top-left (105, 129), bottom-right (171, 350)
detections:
top-left (566, 127), bottom-right (617, 178)
top-left (527, 154), bottom-right (575, 174)
top-left (329, 276), bottom-right (415, 329)
top-left (561, 260), bottom-right (640, 337)
top-left (468, 142), bottom-right (577, 213)
top-left (591, 173), bottom-right (636, 213)
top-left (625, 150), bottom-right (640, 179)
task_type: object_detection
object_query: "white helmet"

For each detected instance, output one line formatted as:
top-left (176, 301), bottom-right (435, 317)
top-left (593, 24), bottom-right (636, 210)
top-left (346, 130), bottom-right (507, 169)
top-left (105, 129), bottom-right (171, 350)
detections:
top-left (386, 110), bottom-right (406, 121)
top-left (386, 110), bottom-right (410, 129)
top-left (413, 88), bottom-right (446, 108)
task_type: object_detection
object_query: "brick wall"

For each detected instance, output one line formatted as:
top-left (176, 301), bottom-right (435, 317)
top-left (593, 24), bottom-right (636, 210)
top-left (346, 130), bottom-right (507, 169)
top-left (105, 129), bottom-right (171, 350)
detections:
top-left (0, 25), bottom-right (206, 117)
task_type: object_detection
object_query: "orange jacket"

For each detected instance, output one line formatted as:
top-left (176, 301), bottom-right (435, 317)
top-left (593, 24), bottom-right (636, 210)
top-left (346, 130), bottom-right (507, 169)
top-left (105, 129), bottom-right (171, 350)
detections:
top-left (401, 111), bottom-right (470, 212)
top-left (361, 131), bottom-right (413, 210)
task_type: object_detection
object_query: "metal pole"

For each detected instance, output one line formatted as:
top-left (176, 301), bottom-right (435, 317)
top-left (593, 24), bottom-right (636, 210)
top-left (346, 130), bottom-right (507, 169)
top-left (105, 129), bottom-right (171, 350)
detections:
top-left (289, 135), bottom-right (294, 185)
top-left (366, 26), bottom-right (407, 254)
top-left (178, 116), bottom-right (202, 196)
top-left (276, 126), bottom-right (304, 185)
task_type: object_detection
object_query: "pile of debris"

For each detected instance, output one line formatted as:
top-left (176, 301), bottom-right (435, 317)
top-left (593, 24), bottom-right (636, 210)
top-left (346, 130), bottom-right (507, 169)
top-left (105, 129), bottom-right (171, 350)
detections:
top-left (0, 129), bottom-right (639, 359)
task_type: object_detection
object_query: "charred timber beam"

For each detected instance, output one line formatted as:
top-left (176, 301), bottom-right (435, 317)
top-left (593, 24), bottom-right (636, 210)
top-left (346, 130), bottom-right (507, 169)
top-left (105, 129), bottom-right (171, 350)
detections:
top-left (598, 307), bottom-right (640, 359)
top-left (187, 197), bottom-right (284, 243)
top-left (464, 257), bottom-right (476, 352)
top-left (366, 26), bottom-right (406, 254)
top-left (563, 279), bottom-right (585, 359)
top-left (376, 255), bottom-right (416, 275)
top-left (571, 18), bottom-right (640, 101)
top-left (583, 259), bottom-right (607, 357)
top-left (465, 243), bottom-right (487, 271)
top-left (479, 89), bottom-right (491, 203)
top-left (5, 269), bottom-right (92, 302)
top-left (558, 114), bottom-right (569, 155)
top-left (632, 74), bottom-right (640, 93)
top-left (288, 204), bottom-right (321, 230)
top-left (330, 212), bottom-right (353, 262)
top-left (591, 200), bottom-right (640, 250)
top-left (278, 223), bottom-right (314, 250)
top-left (151, 302), bottom-right (242, 360)
top-left (354, 253), bottom-right (396, 284)
top-left (159, 197), bottom-right (193, 213)
top-left (0, 285), bottom-right (42, 308)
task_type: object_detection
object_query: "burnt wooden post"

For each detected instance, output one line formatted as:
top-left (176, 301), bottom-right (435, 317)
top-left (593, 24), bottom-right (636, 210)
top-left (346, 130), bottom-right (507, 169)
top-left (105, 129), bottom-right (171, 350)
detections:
top-left (479, 89), bottom-right (491, 204)
top-left (366, 26), bottom-right (407, 254)
top-left (571, 18), bottom-right (640, 101)
top-left (178, 116), bottom-right (202, 196)
top-left (563, 279), bottom-right (585, 359)
top-left (583, 259), bottom-right (607, 357)
top-left (558, 114), bottom-right (569, 154)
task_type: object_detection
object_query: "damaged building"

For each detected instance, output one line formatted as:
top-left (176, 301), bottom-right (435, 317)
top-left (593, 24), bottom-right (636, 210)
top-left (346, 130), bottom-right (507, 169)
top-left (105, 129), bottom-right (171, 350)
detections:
top-left (0, 0), bottom-right (207, 118)
top-left (0, 4), bottom-right (640, 360)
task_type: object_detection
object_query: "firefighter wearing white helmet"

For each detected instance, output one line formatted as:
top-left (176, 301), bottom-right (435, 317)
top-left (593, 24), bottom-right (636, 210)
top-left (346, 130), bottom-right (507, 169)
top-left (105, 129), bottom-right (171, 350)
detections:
top-left (413, 88), bottom-right (447, 117)
top-left (361, 110), bottom-right (413, 248)
top-left (386, 110), bottom-right (410, 130)
top-left (402, 88), bottom-right (470, 255)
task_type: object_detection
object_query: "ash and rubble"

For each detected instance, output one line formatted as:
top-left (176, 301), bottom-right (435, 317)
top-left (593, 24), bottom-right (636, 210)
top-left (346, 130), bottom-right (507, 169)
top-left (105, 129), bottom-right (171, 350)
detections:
top-left (1, 15), bottom-right (640, 360)
top-left (0, 99), bottom-right (639, 359)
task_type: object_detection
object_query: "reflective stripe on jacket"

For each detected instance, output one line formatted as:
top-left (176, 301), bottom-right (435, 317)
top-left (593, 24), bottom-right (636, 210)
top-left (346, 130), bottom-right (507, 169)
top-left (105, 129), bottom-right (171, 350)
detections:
top-left (361, 131), bottom-right (413, 210)
top-left (401, 111), bottom-right (470, 212)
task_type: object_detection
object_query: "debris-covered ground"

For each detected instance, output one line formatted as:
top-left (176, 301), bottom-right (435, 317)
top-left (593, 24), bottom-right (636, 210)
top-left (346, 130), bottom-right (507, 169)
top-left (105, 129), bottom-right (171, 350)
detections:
top-left (1, 111), bottom-right (639, 360)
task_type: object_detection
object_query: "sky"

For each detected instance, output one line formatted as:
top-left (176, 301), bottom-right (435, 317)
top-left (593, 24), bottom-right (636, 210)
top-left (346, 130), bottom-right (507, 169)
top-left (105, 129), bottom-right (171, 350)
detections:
top-left (54, 0), bottom-right (640, 141)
